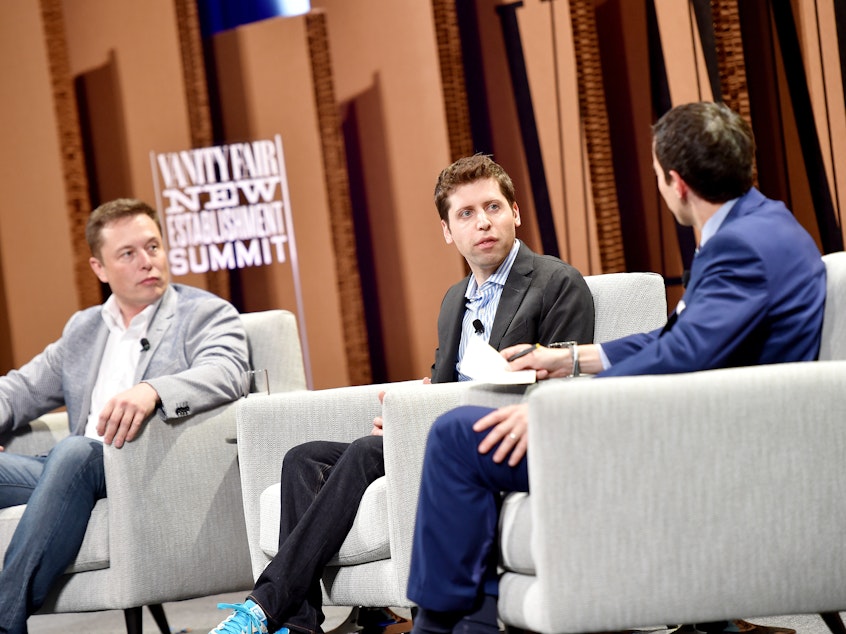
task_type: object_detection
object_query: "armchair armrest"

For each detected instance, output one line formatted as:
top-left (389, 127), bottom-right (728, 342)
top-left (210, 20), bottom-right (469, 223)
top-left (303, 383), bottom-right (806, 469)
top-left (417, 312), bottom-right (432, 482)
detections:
top-left (236, 382), bottom-right (403, 578)
top-left (502, 362), bottom-right (846, 632)
top-left (0, 411), bottom-right (69, 456)
top-left (100, 400), bottom-right (254, 604)
top-left (380, 381), bottom-right (483, 595)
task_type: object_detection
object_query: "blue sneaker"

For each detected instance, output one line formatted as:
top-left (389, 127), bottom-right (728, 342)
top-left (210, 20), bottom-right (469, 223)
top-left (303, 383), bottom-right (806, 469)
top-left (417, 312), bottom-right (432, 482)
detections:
top-left (210, 599), bottom-right (283, 634)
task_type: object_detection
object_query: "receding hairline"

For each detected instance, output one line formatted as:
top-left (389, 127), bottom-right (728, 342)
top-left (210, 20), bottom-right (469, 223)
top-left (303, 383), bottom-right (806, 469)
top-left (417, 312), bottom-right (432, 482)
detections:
top-left (86, 198), bottom-right (162, 258)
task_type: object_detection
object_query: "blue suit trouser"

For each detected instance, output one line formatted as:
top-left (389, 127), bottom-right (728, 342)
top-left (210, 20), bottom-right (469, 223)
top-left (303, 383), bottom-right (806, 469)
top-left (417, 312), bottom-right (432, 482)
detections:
top-left (407, 406), bottom-right (529, 613)
top-left (0, 436), bottom-right (106, 634)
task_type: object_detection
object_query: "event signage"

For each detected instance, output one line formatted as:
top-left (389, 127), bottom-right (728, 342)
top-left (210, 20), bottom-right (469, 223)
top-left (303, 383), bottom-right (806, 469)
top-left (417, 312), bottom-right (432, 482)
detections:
top-left (151, 134), bottom-right (298, 276)
top-left (150, 134), bottom-right (312, 385)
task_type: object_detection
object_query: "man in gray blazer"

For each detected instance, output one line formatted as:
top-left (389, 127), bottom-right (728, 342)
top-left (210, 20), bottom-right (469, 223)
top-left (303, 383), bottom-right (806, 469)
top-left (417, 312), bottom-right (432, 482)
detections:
top-left (209, 155), bottom-right (595, 634)
top-left (0, 198), bottom-right (249, 633)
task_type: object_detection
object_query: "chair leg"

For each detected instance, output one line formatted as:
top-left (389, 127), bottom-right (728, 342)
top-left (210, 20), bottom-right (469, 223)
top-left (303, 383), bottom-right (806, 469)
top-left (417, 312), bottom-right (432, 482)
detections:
top-left (149, 603), bottom-right (172, 634)
top-left (124, 604), bottom-right (172, 634)
top-left (324, 606), bottom-right (360, 634)
top-left (820, 612), bottom-right (846, 634)
top-left (124, 606), bottom-right (143, 634)
top-left (357, 607), bottom-right (412, 634)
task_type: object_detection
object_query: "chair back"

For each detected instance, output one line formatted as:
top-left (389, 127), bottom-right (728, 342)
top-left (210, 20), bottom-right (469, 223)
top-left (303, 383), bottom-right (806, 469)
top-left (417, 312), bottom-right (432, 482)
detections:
top-left (240, 310), bottom-right (307, 393)
top-left (584, 272), bottom-right (667, 343)
top-left (820, 252), bottom-right (846, 361)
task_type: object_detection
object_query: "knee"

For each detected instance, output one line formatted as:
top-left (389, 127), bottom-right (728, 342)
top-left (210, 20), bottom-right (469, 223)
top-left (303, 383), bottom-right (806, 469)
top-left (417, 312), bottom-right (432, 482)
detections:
top-left (283, 441), bottom-right (315, 465)
top-left (427, 406), bottom-right (493, 454)
top-left (281, 441), bottom-right (321, 476)
top-left (348, 434), bottom-right (382, 455)
top-left (344, 435), bottom-right (385, 473)
top-left (40, 436), bottom-right (104, 491)
top-left (46, 436), bottom-right (103, 468)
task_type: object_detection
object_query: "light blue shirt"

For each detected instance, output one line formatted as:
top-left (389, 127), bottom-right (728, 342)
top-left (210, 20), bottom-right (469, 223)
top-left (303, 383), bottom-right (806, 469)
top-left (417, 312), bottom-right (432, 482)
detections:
top-left (456, 239), bottom-right (521, 381)
top-left (699, 198), bottom-right (737, 248)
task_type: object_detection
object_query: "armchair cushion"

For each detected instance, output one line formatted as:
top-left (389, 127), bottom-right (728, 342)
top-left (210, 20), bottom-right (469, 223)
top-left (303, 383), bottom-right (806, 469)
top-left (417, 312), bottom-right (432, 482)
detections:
top-left (260, 477), bottom-right (390, 566)
top-left (499, 492), bottom-right (533, 575)
top-left (0, 501), bottom-right (110, 574)
top-left (0, 412), bottom-right (112, 576)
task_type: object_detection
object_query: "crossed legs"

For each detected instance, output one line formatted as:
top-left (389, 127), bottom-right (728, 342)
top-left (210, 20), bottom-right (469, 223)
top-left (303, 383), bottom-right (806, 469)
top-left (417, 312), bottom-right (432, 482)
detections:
top-left (249, 435), bottom-right (386, 634)
top-left (407, 406), bottom-right (529, 634)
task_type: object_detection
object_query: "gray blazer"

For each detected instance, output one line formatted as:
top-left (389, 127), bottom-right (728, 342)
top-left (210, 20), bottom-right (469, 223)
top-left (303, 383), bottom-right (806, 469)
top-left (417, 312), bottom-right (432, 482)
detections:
top-left (431, 242), bottom-right (595, 384)
top-left (0, 283), bottom-right (250, 436)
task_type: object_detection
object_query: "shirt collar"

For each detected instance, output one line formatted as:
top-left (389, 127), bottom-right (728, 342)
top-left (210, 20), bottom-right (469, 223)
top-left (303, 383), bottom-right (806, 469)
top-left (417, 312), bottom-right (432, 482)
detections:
top-left (100, 294), bottom-right (161, 335)
top-left (465, 239), bottom-right (521, 299)
top-left (700, 198), bottom-right (738, 248)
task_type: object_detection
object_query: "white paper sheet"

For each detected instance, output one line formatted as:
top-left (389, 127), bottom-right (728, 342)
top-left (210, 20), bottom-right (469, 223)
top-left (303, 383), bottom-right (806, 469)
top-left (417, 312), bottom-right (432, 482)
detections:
top-left (458, 336), bottom-right (537, 384)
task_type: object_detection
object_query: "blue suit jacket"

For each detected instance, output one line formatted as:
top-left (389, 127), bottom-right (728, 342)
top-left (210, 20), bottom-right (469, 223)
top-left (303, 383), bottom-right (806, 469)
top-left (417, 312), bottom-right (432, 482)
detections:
top-left (601, 188), bottom-right (826, 376)
top-left (0, 284), bottom-right (250, 436)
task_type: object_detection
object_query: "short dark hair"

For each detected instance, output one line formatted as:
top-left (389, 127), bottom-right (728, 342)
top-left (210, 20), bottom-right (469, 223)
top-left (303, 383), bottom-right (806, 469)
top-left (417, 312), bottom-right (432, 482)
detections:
top-left (434, 155), bottom-right (516, 223)
top-left (86, 198), bottom-right (162, 258)
top-left (652, 101), bottom-right (755, 203)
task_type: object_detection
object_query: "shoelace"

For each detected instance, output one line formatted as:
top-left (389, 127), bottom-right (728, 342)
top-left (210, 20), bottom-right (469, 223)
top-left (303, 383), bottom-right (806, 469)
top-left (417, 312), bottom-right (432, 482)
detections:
top-left (214, 602), bottom-right (266, 633)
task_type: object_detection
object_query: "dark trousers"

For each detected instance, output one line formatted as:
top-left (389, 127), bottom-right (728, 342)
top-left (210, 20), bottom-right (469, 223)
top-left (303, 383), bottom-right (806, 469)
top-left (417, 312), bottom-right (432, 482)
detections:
top-left (407, 406), bottom-right (529, 614)
top-left (250, 435), bottom-right (385, 634)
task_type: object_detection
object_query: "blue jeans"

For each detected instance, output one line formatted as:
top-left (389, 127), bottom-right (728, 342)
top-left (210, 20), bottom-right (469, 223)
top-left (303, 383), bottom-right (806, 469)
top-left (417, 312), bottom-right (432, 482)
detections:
top-left (0, 435), bottom-right (106, 634)
top-left (407, 406), bottom-right (529, 614)
top-left (249, 435), bottom-right (385, 634)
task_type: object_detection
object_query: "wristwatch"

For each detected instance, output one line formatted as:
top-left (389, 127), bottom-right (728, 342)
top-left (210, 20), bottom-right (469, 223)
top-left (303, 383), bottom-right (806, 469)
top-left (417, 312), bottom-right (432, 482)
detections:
top-left (548, 341), bottom-right (579, 377)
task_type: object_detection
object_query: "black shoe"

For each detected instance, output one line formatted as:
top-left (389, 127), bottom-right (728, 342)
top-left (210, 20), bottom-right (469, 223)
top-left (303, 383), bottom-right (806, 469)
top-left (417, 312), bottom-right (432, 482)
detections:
top-left (690, 621), bottom-right (796, 634)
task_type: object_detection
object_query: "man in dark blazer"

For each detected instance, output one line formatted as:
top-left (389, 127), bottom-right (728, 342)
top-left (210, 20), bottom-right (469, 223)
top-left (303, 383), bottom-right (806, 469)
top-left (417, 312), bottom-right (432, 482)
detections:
top-left (0, 198), bottom-right (249, 633)
top-left (406, 103), bottom-right (826, 634)
top-left (208, 155), bottom-right (594, 634)
top-left (431, 241), bottom-right (592, 383)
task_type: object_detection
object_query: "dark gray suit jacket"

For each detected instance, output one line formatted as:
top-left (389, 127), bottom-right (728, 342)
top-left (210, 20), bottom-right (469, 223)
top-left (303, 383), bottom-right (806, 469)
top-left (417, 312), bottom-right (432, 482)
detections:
top-left (431, 242), bottom-right (594, 384)
top-left (0, 283), bottom-right (250, 436)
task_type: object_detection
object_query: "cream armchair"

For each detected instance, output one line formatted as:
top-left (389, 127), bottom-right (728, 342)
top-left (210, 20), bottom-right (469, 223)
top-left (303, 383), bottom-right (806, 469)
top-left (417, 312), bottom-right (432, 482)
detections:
top-left (236, 272), bottom-right (668, 612)
top-left (0, 309), bottom-right (307, 634)
top-left (497, 251), bottom-right (846, 634)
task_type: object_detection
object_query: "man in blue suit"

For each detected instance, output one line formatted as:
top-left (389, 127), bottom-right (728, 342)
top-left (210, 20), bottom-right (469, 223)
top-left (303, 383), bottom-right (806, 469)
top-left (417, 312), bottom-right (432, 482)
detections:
top-left (0, 198), bottom-right (249, 633)
top-left (406, 102), bottom-right (826, 634)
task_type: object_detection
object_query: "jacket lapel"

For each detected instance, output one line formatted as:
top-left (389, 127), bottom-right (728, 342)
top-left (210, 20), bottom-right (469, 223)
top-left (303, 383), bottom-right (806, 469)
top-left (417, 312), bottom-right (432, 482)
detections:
top-left (487, 243), bottom-right (532, 350)
top-left (72, 325), bottom-right (110, 435)
top-left (134, 285), bottom-right (177, 382)
top-left (435, 281), bottom-right (468, 383)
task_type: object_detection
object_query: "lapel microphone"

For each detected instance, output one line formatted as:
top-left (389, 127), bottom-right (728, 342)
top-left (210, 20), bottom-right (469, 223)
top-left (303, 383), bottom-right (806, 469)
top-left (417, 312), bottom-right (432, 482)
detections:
top-left (472, 319), bottom-right (484, 335)
top-left (140, 338), bottom-right (150, 352)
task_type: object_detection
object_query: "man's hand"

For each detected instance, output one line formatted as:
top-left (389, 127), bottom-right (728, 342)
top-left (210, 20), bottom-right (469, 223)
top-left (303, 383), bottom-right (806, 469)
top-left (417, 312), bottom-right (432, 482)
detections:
top-left (500, 344), bottom-right (572, 379)
top-left (501, 343), bottom-right (604, 379)
top-left (97, 382), bottom-right (160, 448)
top-left (370, 377), bottom-right (431, 436)
top-left (473, 403), bottom-right (529, 467)
top-left (371, 390), bottom-right (387, 436)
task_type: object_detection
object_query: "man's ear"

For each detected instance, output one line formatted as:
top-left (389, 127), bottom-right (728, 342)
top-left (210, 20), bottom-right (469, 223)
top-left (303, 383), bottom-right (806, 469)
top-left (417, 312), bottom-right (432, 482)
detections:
top-left (441, 219), bottom-right (454, 245)
top-left (669, 170), bottom-right (688, 201)
top-left (512, 202), bottom-right (521, 227)
top-left (89, 256), bottom-right (108, 283)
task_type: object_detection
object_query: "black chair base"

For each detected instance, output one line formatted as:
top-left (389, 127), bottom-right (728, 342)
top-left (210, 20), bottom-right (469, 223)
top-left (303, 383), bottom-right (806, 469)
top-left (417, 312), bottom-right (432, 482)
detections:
top-left (124, 603), bottom-right (171, 634)
top-left (821, 613), bottom-right (846, 634)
